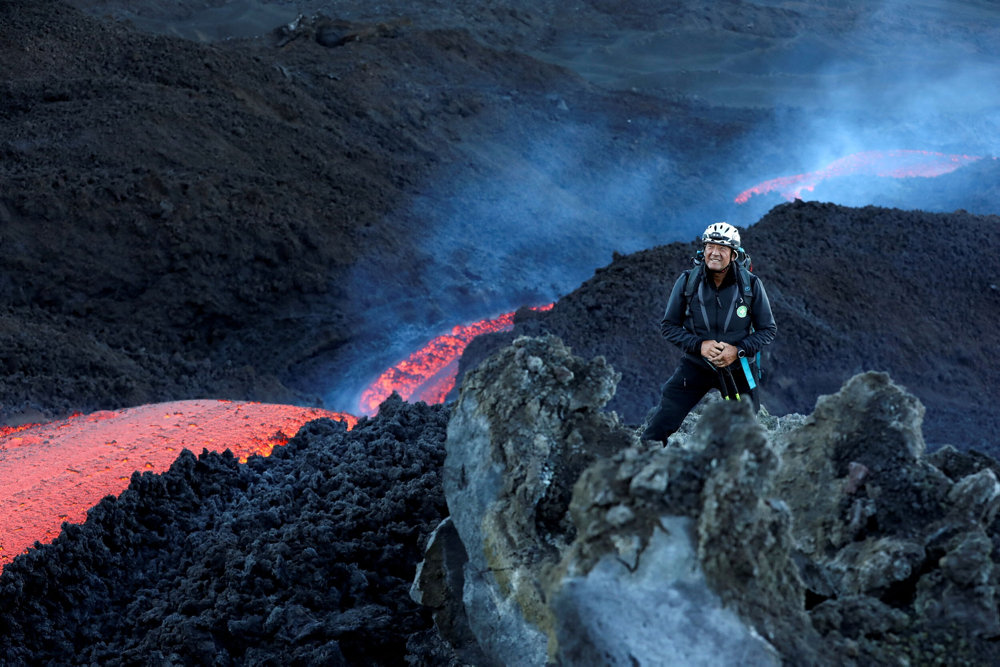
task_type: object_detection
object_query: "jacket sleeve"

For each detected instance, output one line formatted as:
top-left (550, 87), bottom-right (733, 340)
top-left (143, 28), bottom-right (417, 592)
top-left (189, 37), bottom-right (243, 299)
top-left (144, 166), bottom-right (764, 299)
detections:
top-left (659, 271), bottom-right (705, 355)
top-left (738, 277), bottom-right (776, 355)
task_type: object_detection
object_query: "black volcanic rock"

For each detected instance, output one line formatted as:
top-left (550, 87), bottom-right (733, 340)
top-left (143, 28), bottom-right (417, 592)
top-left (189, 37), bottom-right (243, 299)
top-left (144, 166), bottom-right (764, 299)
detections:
top-left (4, 335), bottom-right (1000, 664)
top-left (0, 0), bottom-right (769, 423)
top-left (0, 397), bottom-right (453, 665)
top-left (4, 0), bottom-right (1000, 663)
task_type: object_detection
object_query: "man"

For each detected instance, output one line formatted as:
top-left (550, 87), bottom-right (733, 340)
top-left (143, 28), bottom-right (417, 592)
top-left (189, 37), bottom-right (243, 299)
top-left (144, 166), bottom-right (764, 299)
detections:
top-left (642, 222), bottom-right (776, 443)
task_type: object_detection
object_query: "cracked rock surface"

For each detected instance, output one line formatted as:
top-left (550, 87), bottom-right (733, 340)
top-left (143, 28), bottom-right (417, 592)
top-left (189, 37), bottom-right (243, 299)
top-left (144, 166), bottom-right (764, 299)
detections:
top-left (419, 336), bottom-right (1000, 665)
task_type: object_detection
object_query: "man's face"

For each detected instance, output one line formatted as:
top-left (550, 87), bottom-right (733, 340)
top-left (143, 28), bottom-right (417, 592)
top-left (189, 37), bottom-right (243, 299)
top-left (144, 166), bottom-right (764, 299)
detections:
top-left (704, 242), bottom-right (733, 271)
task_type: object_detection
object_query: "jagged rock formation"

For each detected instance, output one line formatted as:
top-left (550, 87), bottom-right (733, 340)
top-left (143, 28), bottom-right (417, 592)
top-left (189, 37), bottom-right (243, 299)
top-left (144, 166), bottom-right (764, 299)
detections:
top-left (417, 335), bottom-right (1000, 665)
top-left (2, 336), bottom-right (999, 664)
top-left (0, 397), bottom-right (453, 665)
top-left (435, 334), bottom-right (632, 664)
top-left (4, 1), bottom-right (1000, 663)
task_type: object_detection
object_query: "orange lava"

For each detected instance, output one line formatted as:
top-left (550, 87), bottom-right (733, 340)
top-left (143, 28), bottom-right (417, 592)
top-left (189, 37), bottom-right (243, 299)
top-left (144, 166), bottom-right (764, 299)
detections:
top-left (1, 305), bottom-right (553, 573)
top-left (0, 400), bottom-right (355, 571)
top-left (735, 149), bottom-right (985, 204)
top-left (358, 304), bottom-right (554, 415)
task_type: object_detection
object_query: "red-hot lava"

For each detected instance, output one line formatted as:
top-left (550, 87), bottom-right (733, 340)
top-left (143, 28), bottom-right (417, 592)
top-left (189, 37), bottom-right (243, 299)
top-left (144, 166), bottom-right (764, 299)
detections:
top-left (358, 304), bottom-right (554, 415)
top-left (0, 305), bottom-right (550, 571)
top-left (735, 149), bottom-right (985, 204)
top-left (0, 400), bottom-right (355, 571)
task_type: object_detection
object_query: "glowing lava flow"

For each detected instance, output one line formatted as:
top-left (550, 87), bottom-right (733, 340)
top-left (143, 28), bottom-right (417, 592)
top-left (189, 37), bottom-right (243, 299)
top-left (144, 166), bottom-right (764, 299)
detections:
top-left (359, 304), bottom-right (554, 415)
top-left (734, 149), bottom-right (984, 204)
top-left (0, 400), bottom-right (355, 571)
top-left (4, 145), bottom-right (986, 572)
top-left (0, 305), bottom-right (554, 571)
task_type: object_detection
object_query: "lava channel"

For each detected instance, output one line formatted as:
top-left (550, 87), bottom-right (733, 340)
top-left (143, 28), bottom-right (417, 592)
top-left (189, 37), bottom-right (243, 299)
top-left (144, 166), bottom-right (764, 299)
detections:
top-left (358, 304), bottom-right (554, 415)
top-left (0, 304), bottom-right (552, 571)
top-left (735, 149), bottom-right (985, 204)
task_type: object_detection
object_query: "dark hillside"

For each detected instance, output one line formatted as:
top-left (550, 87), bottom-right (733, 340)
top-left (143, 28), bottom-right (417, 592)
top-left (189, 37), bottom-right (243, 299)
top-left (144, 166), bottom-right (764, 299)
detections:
top-left (4, 1), bottom-right (1000, 662)
top-left (0, 0), bottom-right (765, 421)
top-left (464, 201), bottom-right (1000, 452)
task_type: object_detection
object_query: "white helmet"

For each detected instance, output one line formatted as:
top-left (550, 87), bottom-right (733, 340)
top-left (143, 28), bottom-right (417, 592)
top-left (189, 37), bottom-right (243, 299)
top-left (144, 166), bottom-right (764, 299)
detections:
top-left (702, 222), bottom-right (741, 250)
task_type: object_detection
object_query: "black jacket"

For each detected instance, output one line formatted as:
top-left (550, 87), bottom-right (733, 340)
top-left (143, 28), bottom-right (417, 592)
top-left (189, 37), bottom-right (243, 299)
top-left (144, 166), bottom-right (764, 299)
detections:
top-left (659, 263), bottom-right (776, 366)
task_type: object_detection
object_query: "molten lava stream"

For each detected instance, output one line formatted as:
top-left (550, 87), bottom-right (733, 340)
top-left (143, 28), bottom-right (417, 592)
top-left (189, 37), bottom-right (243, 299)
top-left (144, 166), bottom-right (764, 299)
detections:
top-left (734, 149), bottom-right (985, 204)
top-left (0, 400), bottom-right (355, 572)
top-left (0, 304), bottom-right (552, 572)
top-left (358, 304), bottom-right (554, 415)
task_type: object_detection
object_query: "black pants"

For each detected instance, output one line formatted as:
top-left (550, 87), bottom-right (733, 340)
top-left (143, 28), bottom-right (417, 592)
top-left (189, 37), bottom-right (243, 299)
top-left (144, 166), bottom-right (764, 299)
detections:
top-left (642, 357), bottom-right (759, 443)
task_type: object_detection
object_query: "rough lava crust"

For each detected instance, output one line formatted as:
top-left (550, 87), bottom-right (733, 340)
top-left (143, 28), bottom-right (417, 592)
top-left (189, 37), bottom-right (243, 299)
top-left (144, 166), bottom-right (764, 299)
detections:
top-left (4, 0), bottom-right (1000, 664)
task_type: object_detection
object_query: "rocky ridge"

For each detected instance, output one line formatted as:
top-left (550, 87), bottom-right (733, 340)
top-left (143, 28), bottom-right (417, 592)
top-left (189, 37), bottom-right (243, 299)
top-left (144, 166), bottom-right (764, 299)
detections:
top-left (2, 335), bottom-right (1000, 663)
top-left (417, 335), bottom-right (1000, 664)
top-left (3, 0), bottom-right (1000, 662)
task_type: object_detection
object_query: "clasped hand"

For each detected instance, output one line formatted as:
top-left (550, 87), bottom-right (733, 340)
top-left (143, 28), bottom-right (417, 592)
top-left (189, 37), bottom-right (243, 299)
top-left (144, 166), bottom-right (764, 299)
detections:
top-left (701, 340), bottom-right (738, 368)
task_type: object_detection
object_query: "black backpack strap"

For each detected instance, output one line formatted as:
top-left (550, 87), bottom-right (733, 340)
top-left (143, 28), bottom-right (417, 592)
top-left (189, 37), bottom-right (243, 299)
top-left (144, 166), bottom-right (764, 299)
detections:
top-left (682, 266), bottom-right (701, 318)
top-left (736, 265), bottom-right (754, 307)
top-left (736, 266), bottom-right (763, 377)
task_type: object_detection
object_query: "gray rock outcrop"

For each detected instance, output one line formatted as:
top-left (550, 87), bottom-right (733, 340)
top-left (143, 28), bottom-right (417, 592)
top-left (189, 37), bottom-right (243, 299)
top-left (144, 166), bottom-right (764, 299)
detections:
top-left (414, 335), bottom-right (1000, 665)
top-left (434, 334), bottom-right (631, 664)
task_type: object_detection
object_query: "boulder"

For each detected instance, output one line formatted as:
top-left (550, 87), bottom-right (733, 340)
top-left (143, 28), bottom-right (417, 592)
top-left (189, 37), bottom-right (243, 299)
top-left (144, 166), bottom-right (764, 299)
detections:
top-left (416, 336), bottom-right (1000, 665)
top-left (441, 334), bottom-right (630, 664)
